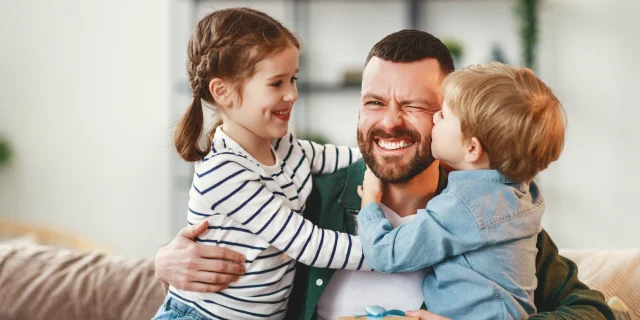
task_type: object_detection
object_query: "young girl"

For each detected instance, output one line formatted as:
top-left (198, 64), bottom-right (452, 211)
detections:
top-left (153, 8), bottom-right (369, 320)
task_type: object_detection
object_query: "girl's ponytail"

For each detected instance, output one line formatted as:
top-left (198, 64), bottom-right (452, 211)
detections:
top-left (174, 92), bottom-right (209, 162)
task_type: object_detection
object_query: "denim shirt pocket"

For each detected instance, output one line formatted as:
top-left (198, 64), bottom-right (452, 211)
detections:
top-left (458, 183), bottom-right (544, 246)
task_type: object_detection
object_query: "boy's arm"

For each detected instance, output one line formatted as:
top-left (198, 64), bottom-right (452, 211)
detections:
top-left (356, 192), bottom-right (484, 273)
top-left (529, 230), bottom-right (615, 320)
top-left (296, 138), bottom-right (361, 175)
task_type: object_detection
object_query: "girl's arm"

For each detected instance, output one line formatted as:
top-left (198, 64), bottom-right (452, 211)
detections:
top-left (195, 154), bottom-right (369, 271)
top-left (295, 138), bottom-right (361, 174)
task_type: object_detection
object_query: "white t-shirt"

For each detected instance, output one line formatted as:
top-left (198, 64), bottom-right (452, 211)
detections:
top-left (316, 204), bottom-right (429, 320)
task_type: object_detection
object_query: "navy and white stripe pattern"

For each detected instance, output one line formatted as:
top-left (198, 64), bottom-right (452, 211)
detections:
top-left (170, 127), bottom-right (369, 320)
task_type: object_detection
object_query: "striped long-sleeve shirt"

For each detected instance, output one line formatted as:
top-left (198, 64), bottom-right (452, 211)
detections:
top-left (169, 127), bottom-right (370, 320)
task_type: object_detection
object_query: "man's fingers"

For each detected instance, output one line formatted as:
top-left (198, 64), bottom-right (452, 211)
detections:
top-left (197, 244), bottom-right (246, 263)
top-left (179, 220), bottom-right (209, 240)
top-left (191, 271), bottom-right (240, 285)
top-left (198, 258), bottom-right (246, 275)
top-left (405, 310), bottom-right (451, 320)
top-left (180, 282), bottom-right (229, 293)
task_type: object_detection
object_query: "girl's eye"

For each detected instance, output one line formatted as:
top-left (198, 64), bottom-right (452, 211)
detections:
top-left (291, 76), bottom-right (298, 83)
top-left (271, 80), bottom-right (283, 87)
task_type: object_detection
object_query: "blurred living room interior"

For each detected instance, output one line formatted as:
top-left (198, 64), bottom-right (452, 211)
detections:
top-left (0, 0), bottom-right (638, 319)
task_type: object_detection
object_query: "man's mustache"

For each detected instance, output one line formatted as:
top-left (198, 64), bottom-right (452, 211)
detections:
top-left (366, 126), bottom-right (421, 142)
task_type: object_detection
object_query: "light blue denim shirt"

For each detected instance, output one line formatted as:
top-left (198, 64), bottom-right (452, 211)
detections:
top-left (357, 169), bottom-right (544, 320)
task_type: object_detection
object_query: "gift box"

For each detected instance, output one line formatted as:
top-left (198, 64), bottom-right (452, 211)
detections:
top-left (337, 306), bottom-right (418, 320)
top-left (338, 316), bottom-right (417, 320)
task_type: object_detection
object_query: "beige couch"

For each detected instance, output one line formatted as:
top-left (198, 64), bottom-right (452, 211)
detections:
top-left (0, 244), bottom-right (165, 320)
top-left (0, 243), bottom-right (637, 320)
top-left (559, 249), bottom-right (639, 319)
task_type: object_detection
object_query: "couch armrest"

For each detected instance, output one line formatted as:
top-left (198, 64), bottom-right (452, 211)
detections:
top-left (561, 249), bottom-right (640, 319)
top-left (0, 243), bottom-right (166, 320)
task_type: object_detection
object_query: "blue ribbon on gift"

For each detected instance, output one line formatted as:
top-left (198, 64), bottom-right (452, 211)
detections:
top-left (354, 305), bottom-right (407, 319)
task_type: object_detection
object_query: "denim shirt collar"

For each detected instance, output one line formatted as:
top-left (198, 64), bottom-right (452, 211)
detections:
top-left (447, 170), bottom-right (532, 194)
top-left (447, 169), bottom-right (512, 184)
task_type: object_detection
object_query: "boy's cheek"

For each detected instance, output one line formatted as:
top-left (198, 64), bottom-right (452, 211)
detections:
top-left (430, 134), bottom-right (446, 160)
top-left (430, 140), bottom-right (440, 159)
top-left (430, 129), bottom-right (441, 148)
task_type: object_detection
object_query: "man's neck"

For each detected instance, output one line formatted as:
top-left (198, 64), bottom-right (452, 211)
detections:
top-left (381, 160), bottom-right (441, 217)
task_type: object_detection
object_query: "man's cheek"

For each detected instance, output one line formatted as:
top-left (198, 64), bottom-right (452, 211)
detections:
top-left (358, 112), bottom-right (379, 128)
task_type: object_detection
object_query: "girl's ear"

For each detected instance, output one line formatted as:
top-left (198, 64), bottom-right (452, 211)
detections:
top-left (209, 78), bottom-right (233, 108)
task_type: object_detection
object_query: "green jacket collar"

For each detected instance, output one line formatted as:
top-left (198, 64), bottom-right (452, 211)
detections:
top-left (339, 159), bottom-right (367, 211)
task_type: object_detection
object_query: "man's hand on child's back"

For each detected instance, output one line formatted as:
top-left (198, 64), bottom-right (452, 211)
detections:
top-left (405, 310), bottom-right (451, 320)
top-left (154, 221), bottom-right (247, 293)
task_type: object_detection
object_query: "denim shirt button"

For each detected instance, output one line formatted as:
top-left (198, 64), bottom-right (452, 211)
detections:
top-left (316, 279), bottom-right (323, 286)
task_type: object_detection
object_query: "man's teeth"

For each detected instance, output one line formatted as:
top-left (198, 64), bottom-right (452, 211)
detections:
top-left (274, 110), bottom-right (290, 115)
top-left (377, 140), bottom-right (414, 150)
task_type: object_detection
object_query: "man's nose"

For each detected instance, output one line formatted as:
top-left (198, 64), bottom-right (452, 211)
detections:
top-left (380, 106), bottom-right (403, 130)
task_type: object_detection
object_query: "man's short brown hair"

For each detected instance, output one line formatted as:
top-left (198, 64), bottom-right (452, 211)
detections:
top-left (443, 62), bottom-right (567, 182)
top-left (365, 29), bottom-right (455, 75)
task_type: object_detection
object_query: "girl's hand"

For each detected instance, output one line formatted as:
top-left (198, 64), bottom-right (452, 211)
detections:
top-left (357, 166), bottom-right (384, 208)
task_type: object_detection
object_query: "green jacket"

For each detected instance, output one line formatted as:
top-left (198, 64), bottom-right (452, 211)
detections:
top-left (286, 159), bottom-right (614, 320)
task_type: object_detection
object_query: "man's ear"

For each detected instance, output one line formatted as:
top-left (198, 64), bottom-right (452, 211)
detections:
top-left (464, 137), bottom-right (484, 163)
top-left (209, 78), bottom-right (233, 108)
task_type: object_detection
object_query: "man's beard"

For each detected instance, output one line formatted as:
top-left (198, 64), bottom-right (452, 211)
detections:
top-left (357, 125), bottom-right (435, 184)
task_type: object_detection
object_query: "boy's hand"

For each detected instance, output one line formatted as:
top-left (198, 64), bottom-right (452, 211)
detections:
top-left (357, 166), bottom-right (383, 208)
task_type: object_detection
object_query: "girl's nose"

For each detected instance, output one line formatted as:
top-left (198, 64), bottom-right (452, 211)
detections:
top-left (283, 84), bottom-right (298, 103)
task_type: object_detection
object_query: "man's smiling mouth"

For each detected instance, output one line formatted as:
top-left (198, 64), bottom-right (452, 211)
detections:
top-left (375, 138), bottom-right (415, 150)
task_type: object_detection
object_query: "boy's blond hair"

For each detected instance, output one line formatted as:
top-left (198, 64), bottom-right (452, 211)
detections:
top-left (442, 62), bottom-right (566, 183)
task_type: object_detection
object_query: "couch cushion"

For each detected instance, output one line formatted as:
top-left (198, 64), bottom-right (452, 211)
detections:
top-left (0, 243), bottom-right (166, 320)
top-left (561, 249), bottom-right (640, 319)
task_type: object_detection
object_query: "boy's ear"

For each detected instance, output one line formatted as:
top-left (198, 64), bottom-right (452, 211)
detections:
top-left (464, 137), bottom-right (484, 163)
top-left (209, 78), bottom-right (233, 108)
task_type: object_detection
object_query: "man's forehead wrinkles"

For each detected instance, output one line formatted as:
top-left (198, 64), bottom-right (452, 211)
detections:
top-left (363, 90), bottom-right (437, 108)
top-left (362, 69), bottom-right (442, 105)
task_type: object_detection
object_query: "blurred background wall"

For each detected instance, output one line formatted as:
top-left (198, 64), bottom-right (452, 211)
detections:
top-left (0, 0), bottom-right (173, 256)
top-left (0, 0), bottom-right (638, 258)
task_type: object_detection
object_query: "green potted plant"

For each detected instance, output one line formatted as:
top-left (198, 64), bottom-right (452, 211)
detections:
top-left (0, 137), bottom-right (12, 168)
top-left (514, 0), bottom-right (540, 70)
top-left (443, 39), bottom-right (465, 70)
